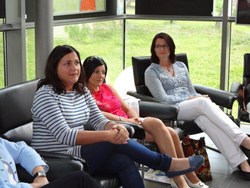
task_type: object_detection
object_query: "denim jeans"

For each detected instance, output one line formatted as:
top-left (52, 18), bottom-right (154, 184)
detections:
top-left (81, 139), bottom-right (172, 188)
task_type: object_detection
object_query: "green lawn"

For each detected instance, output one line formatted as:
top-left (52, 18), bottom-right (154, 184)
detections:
top-left (1, 1), bottom-right (250, 119)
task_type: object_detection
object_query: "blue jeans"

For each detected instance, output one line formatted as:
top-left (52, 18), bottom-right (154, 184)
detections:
top-left (81, 139), bottom-right (172, 188)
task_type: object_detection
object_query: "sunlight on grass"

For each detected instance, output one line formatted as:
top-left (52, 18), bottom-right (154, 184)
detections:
top-left (1, 0), bottom-right (249, 121)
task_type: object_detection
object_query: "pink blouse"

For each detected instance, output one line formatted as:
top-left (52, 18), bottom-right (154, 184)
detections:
top-left (92, 83), bottom-right (128, 118)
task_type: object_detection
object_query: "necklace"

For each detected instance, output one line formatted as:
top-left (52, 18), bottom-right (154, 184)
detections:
top-left (166, 65), bottom-right (172, 72)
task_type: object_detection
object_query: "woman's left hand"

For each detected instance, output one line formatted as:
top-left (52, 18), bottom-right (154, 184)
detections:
top-left (112, 124), bottom-right (129, 144)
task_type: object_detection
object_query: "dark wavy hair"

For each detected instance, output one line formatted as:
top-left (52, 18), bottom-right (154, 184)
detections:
top-left (150, 32), bottom-right (176, 64)
top-left (37, 45), bottom-right (86, 94)
top-left (83, 56), bottom-right (108, 83)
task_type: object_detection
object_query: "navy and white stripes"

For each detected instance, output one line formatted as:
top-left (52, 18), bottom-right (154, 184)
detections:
top-left (31, 85), bottom-right (109, 157)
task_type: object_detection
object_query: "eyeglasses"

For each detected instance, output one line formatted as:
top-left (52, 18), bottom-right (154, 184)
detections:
top-left (155, 44), bottom-right (169, 49)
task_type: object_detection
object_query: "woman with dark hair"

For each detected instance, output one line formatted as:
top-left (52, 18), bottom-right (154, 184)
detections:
top-left (145, 32), bottom-right (250, 180)
top-left (31, 45), bottom-right (204, 188)
top-left (83, 55), bottom-right (209, 188)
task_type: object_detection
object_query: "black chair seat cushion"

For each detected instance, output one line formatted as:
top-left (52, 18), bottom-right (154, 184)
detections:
top-left (93, 175), bottom-right (121, 188)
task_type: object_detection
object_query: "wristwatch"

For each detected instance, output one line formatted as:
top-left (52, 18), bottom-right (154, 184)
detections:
top-left (33, 171), bottom-right (46, 178)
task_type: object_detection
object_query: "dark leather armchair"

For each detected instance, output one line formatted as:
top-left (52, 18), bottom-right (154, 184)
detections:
top-left (229, 53), bottom-right (250, 160)
top-left (230, 53), bottom-right (250, 124)
top-left (0, 79), bottom-right (124, 188)
top-left (127, 53), bottom-right (238, 134)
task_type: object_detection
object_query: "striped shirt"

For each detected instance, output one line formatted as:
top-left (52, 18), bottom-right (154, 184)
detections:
top-left (31, 85), bottom-right (109, 157)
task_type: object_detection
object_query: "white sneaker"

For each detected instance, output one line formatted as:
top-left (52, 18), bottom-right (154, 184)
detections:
top-left (184, 176), bottom-right (209, 188)
top-left (170, 179), bottom-right (191, 188)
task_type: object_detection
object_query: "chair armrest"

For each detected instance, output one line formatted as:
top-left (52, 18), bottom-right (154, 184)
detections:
top-left (85, 120), bottom-right (144, 140)
top-left (39, 151), bottom-right (87, 167)
top-left (194, 84), bottom-right (238, 109)
top-left (126, 91), bottom-right (161, 102)
top-left (38, 151), bottom-right (86, 181)
top-left (118, 122), bottom-right (145, 140)
top-left (17, 152), bottom-right (85, 182)
top-left (138, 101), bottom-right (179, 121)
top-left (230, 81), bottom-right (241, 93)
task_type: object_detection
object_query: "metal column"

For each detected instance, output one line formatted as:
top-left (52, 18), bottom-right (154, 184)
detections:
top-left (35, 0), bottom-right (53, 79)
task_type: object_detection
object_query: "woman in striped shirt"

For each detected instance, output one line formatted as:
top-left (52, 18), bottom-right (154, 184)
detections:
top-left (31, 45), bottom-right (204, 188)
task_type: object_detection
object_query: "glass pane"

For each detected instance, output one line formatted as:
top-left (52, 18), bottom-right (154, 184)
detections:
top-left (54, 20), bottom-right (123, 84)
top-left (213, 0), bottom-right (224, 16)
top-left (126, 0), bottom-right (135, 14)
top-left (53, 0), bottom-right (106, 15)
top-left (232, 0), bottom-right (238, 17)
top-left (117, 0), bottom-right (124, 15)
top-left (0, 32), bottom-right (4, 88)
top-left (126, 20), bottom-right (222, 88)
top-left (26, 28), bottom-right (36, 81)
top-left (230, 23), bottom-right (250, 85)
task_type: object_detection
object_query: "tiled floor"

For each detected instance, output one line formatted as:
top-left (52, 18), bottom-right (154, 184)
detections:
top-left (143, 124), bottom-right (250, 188)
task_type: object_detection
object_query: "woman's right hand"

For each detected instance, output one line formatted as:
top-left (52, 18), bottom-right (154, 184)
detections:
top-left (108, 125), bottom-right (129, 144)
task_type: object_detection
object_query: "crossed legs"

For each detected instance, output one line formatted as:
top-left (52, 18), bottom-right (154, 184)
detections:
top-left (142, 117), bottom-right (201, 188)
top-left (177, 97), bottom-right (249, 168)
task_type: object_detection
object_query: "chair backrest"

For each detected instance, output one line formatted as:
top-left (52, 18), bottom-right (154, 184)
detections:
top-left (0, 79), bottom-right (39, 144)
top-left (243, 53), bottom-right (250, 87)
top-left (132, 53), bottom-right (188, 96)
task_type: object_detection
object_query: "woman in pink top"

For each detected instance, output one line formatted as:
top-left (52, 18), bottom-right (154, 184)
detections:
top-left (83, 56), bottom-right (209, 188)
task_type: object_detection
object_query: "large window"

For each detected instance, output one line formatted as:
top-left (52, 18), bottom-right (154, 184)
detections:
top-left (25, 20), bottom-right (124, 85)
top-left (229, 0), bottom-right (250, 86)
top-left (2, 0), bottom-right (250, 91)
top-left (53, 20), bottom-right (124, 84)
top-left (126, 20), bottom-right (222, 88)
top-left (230, 24), bottom-right (250, 85)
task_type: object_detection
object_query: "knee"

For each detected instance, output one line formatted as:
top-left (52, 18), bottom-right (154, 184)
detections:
top-left (143, 117), bottom-right (165, 130)
top-left (195, 97), bottom-right (212, 112)
top-left (168, 127), bottom-right (179, 140)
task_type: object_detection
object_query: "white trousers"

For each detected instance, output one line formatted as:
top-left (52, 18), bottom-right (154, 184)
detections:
top-left (177, 97), bottom-right (248, 168)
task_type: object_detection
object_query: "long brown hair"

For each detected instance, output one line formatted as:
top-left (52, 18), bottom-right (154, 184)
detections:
top-left (150, 32), bottom-right (176, 64)
top-left (37, 45), bottom-right (86, 94)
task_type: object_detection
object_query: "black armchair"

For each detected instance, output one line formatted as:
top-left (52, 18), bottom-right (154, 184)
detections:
top-left (127, 53), bottom-right (238, 134)
top-left (230, 53), bottom-right (250, 124)
top-left (0, 79), bottom-right (123, 188)
top-left (229, 53), bottom-right (250, 160)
